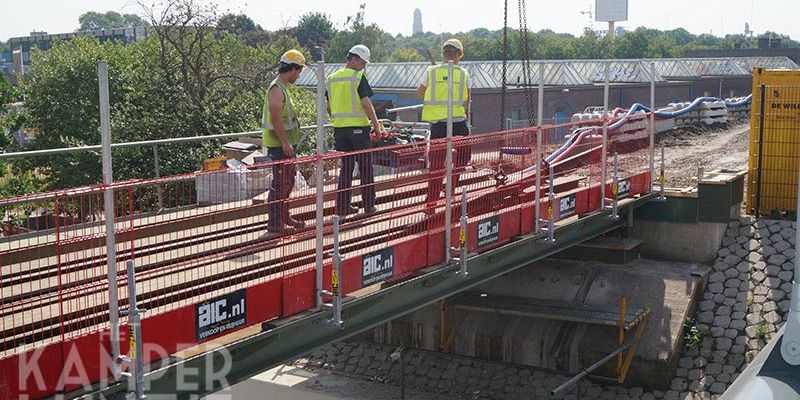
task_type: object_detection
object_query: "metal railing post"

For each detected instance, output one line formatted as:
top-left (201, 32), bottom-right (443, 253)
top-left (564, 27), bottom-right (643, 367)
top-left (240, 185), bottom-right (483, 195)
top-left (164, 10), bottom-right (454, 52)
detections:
top-left (326, 215), bottom-right (343, 328)
top-left (453, 189), bottom-right (469, 278)
top-left (445, 61), bottom-right (455, 264)
top-left (535, 62), bottom-right (544, 234)
top-left (659, 145), bottom-right (666, 201)
top-left (544, 163), bottom-right (555, 244)
top-left (98, 60), bottom-right (121, 377)
top-left (600, 61), bottom-right (610, 212)
top-left (610, 152), bottom-right (620, 220)
top-left (120, 260), bottom-right (145, 399)
top-left (649, 61), bottom-right (656, 193)
top-left (315, 57), bottom-right (326, 310)
top-left (152, 144), bottom-right (163, 210)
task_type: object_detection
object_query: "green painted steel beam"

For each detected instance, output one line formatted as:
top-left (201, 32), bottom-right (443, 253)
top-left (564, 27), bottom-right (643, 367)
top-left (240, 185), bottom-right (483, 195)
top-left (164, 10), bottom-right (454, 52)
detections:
top-left (87, 195), bottom-right (652, 400)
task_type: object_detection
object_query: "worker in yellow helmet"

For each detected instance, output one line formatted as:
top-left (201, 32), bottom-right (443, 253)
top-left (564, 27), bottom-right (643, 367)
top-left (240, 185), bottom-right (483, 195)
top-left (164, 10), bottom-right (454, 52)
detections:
top-left (417, 38), bottom-right (471, 210)
top-left (326, 44), bottom-right (385, 217)
top-left (263, 49), bottom-right (306, 233)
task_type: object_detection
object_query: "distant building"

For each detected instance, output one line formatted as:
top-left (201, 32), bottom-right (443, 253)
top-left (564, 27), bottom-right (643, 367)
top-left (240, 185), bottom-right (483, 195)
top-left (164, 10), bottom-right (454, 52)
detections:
top-left (593, 26), bottom-right (627, 37)
top-left (684, 36), bottom-right (800, 65)
top-left (8, 27), bottom-right (149, 76)
top-left (413, 9), bottom-right (423, 35)
top-left (1, 52), bottom-right (13, 78)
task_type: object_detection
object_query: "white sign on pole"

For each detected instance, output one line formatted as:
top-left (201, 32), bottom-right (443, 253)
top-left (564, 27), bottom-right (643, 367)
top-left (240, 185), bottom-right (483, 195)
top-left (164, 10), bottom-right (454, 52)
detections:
top-left (595, 0), bottom-right (628, 22)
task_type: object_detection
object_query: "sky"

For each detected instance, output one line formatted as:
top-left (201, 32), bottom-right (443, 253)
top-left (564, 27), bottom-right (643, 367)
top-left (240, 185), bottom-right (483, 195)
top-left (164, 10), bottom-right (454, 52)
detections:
top-left (1, 0), bottom-right (798, 42)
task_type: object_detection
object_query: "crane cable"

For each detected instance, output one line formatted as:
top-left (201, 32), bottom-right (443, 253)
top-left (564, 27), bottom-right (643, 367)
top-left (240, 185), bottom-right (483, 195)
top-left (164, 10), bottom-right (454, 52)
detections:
top-left (517, 0), bottom-right (536, 125)
top-left (500, 0), bottom-right (508, 131)
top-left (500, 0), bottom-right (536, 130)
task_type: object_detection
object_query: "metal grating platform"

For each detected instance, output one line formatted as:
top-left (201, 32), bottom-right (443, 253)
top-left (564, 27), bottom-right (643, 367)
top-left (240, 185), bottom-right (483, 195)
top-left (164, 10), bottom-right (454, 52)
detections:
top-left (450, 293), bottom-right (649, 331)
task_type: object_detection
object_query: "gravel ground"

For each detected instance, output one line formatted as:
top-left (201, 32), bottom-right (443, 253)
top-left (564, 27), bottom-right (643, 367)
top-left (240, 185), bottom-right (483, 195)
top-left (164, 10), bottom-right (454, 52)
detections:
top-left (657, 121), bottom-right (750, 188)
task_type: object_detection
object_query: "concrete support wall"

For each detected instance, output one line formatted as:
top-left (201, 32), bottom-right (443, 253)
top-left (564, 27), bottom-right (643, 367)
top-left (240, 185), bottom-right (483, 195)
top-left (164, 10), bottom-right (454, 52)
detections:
top-left (633, 220), bottom-right (728, 264)
top-left (371, 258), bottom-right (707, 390)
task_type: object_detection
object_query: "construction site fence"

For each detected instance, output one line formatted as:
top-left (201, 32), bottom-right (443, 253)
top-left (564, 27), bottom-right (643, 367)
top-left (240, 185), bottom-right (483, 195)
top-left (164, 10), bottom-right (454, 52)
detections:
top-left (0, 114), bottom-right (655, 398)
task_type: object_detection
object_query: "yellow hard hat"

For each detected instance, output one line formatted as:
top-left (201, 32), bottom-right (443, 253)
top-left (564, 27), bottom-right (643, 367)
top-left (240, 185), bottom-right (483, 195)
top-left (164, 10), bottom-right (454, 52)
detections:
top-left (443, 38), bottom-right (464, 53)
top-left (280, 49), bottom-right (306, 67)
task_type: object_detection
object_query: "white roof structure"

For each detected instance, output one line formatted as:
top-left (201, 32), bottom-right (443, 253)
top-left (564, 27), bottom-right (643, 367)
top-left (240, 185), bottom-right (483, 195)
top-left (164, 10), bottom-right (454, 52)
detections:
top-left (296, 57), bottom-right (798, 90)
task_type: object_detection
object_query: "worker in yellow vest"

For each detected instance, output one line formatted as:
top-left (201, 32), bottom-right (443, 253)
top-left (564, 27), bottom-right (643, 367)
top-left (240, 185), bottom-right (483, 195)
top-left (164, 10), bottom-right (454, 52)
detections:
top-left (263, 49), bottom-right (306, 233)
top-left (417, 38), bottom-right (471, 210)
top-left (326, 44), bottom-right (385, 217)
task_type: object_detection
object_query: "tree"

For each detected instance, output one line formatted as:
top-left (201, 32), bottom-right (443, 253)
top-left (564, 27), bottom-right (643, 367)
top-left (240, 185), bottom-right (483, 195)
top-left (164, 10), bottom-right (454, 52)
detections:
top-left (17, 37), bottom-right (135, 189)
top-left (295, 13), bottom-right (335, 60)
top-left (0, 74), bottom-right (19, 106)
top-left (327, 4), bottom-right (388, 63)
top-left (389, 48), bottom-right (423, 62)
top-left (217, 13), bottom-right (260, 36)
top-left (613, 28), bottom-right (650, 58)
top-left (16, 0), bottom-right (315, 190)
top-left (77, 11), bottom-right (148, 31)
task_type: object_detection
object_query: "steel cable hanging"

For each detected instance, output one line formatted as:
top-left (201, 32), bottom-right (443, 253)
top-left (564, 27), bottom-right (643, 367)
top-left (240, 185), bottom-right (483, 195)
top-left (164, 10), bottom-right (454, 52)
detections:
top-left (518, 0), bottom-right (536, 126)
top-left (500, 0), bottom-right (508, 131)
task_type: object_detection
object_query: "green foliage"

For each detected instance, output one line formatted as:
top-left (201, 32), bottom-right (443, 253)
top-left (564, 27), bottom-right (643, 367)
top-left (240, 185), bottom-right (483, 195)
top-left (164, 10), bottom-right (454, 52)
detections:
top-left (0, 74), bottom-right (19, 105)
top-left (389, 48), bottom-right (424, 62)
top-left (0, 171), bottom-right (46, 198)
top-left (755, 324), bottom-right (769, 340)
top-left (18, 37), bottom-right (133, 189)
top-left (216, 13), bottom-right (261, 36)
top-left (683, 317), bottom-right (708, 350)
top-left (77, 11), bottom-right (148, 31)
top-left (16, 1), bottom-right (308, 191)
top-left (327, 4), bottom-right (388, 63)
top-left (294, 13), bottom-right (335, 60)
top-left (0, 41), bottom-right (9, 55)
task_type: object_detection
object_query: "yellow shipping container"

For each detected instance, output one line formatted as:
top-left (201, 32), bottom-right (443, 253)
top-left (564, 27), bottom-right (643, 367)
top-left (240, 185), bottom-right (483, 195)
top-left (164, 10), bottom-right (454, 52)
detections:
top-left (747, 68), bottom-right (800, 216)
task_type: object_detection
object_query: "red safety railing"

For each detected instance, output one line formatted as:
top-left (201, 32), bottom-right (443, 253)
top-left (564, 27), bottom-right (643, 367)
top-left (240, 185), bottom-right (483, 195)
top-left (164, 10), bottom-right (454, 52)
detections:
top-left (0, 114), bottom-right (654, 398)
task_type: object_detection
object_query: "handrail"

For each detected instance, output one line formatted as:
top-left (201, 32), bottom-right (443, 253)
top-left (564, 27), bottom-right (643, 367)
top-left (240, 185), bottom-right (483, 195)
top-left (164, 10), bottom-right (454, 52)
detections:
top-left (0, 125), bottom-right (332, 160)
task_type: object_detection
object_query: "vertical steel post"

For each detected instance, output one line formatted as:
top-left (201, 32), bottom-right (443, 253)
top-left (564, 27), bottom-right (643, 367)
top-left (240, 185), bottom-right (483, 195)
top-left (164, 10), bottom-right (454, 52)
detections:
top-left (610, 152), bottom-right (619, 220)
top-left (315, 58), bottom-right (326, 309)
top-left (455, 189), bottom-right (468, 277)
top-left (330, 215), bottom-right (343, 328)
top-left (649, 61), bottom-right (656, 193)
top-left (124, 260), bottom-right (145, 400)
top-left (617, 296), bottom-right (627, 377)
top-left (659, 145), bottom-right (666, 200)
top-left (98, 61), bottom-right (121, 376)
top-left (547, 163), bottom-right (555, 243)
top-left (535, 62), bottom-right (544, 233)
top-left (152, 144), bottom-right (163, 210)
top-left (600, 61), bottom-right (610, 211)
top-left (445, 61), bottom-right (454, 263)
top-left (780, 162), bottom-right (800, 365)
top-left (400, 346), bottom-right (406, 400)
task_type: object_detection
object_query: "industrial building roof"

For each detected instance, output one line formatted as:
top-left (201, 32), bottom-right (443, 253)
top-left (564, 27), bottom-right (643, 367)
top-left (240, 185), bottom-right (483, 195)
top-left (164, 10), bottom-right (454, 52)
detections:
top-left (295, 56), bottom-right (798, 89)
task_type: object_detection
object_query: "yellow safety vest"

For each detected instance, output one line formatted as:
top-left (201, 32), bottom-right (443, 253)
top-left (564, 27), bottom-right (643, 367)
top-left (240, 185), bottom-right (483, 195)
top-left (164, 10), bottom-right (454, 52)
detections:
top-left (326, 68), bottom-right (370, 128)
top-left (422, 64), bottom-right (469, 122)
top-left (262, 79), bottom-right (300, 148)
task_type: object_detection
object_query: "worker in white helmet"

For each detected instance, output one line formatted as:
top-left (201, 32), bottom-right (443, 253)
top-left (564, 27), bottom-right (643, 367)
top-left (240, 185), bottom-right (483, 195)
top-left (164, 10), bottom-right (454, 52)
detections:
top-left (417, 38), bottom-right (471, 210)
top-left (263, 49), bottom-right (307, 232)
top-left (326, 44), bottom-right (385, 217)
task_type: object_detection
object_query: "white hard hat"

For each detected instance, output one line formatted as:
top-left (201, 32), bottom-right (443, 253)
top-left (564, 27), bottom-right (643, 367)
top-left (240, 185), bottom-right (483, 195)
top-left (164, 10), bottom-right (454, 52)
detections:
top-left (348, 44), bottom-right (371, 63)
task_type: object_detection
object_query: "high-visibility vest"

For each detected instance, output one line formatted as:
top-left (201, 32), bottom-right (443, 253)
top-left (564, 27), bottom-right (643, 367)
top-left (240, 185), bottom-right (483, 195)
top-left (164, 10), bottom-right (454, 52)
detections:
top-left (262, 79), bottom-right (300, 148)
top-left (422, 64), bottom-right (469, 122)
top-left (326, 68), bottom-right (370, 128)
